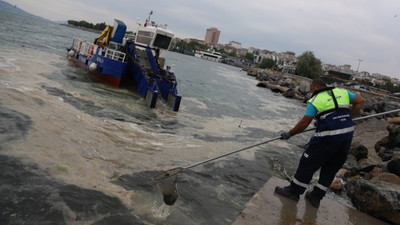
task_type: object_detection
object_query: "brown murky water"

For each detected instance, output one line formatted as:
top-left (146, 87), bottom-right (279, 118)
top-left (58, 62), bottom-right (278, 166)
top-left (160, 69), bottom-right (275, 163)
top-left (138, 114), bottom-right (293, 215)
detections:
top-left (1, 7), bottom-right (388, 225)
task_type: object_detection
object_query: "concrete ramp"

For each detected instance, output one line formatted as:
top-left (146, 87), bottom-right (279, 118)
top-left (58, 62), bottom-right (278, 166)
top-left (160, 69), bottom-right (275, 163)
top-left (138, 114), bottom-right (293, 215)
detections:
top-left (231, 177), bottom-right (388, 225)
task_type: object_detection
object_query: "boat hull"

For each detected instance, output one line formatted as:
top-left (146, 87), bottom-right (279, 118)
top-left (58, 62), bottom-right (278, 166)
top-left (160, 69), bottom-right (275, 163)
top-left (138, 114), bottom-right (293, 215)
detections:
top-left (68, 51), bottom-right (127, 88)
top-left (67, 37), bottom-right (181, 111)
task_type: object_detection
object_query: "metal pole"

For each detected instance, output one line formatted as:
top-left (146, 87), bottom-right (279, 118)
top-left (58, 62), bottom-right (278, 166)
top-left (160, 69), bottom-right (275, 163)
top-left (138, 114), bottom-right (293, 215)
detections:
top-left (183, 108), bottom-right (400, 170)
top-left (356, 59), bottom-right (363, 72)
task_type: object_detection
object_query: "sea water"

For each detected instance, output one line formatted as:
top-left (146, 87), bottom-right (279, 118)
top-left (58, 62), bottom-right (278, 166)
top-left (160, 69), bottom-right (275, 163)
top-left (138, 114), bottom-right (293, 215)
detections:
top-left (0, 5), bottom-right (312, 225)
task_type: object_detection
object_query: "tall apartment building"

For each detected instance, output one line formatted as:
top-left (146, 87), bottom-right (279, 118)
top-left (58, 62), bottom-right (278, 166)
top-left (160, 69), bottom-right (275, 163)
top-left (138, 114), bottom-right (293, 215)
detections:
top-left (204, 27), bottom-right (220, 45)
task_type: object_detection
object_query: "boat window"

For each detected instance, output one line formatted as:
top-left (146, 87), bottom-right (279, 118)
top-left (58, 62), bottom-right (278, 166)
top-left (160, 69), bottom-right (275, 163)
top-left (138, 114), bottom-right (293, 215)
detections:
top-left (137, 31), bottom-right (154, 37)
top-left (153, 34), bottom-right (172, 49)
top-left (136, 31), bottom-right (154, 45)
top-left (136, 36), bottom-right (152, 45)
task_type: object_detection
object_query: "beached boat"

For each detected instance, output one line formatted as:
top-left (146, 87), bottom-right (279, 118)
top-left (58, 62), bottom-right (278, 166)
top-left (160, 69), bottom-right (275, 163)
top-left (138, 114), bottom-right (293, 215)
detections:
top-left (194, 50), bottom-right (223, 62)
top-left (66, 12), bottom-right (181, 111)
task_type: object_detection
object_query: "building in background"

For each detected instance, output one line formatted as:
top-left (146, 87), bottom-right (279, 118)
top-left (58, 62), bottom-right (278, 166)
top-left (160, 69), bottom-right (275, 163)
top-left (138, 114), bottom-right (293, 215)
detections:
top-left (227, 41), bottom-right (241, 49)
top-left (204, 27), bottom-right (220, 45)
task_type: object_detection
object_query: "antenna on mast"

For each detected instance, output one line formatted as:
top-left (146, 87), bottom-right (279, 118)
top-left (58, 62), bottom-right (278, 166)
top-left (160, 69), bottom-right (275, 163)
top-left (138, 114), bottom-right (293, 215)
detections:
top-left (144, 10), bottom-right (153, 27)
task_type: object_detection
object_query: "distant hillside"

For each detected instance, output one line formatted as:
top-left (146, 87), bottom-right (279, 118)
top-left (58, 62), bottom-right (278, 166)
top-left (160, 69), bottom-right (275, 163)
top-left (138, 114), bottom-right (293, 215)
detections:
top-left (0, 0), bottom-right (46, 20)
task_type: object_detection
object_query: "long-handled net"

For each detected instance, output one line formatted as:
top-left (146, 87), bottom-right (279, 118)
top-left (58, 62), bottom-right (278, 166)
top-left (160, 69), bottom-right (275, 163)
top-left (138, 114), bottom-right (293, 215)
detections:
top-left (152, 167), bottom-right (183, 205)
top-left (152, 109), bottom-right (400, 205)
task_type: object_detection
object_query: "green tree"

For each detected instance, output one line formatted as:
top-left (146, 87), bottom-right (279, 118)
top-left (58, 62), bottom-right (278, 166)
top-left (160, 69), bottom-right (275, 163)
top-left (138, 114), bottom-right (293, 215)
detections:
top-left (243, 53), bottom-right (254, 61)
top-left (296, 51), bottom-right (322, 79)
top-left (174, 40), bottom-right (188, 49)
top-left (377, 78), bottom-right (400, 92)
top-left (228, 50), bottom-right (237, 57)
top-left (259, 58), bottom-right (275, 69)
top-left (67, 20), bottom-right (107, 31)
top-left (94, 22), bottom-right (107, 30)
top-left (217, 48), bottom-right (228, 55)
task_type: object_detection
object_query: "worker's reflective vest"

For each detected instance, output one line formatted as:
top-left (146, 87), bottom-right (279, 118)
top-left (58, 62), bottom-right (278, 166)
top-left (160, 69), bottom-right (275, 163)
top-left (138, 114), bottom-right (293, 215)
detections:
top-left (307, 87), bottom-right (354, 144)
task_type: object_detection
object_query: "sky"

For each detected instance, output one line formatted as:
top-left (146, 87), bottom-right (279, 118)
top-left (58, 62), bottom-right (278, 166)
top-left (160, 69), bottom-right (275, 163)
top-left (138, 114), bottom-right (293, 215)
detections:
top-left (4, 0), bottom-right (400, 79)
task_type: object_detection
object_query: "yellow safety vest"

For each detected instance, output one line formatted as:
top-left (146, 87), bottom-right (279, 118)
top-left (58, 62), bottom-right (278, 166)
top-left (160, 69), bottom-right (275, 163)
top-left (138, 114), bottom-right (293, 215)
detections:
top-left (307, 88), bottom-right (351, 118)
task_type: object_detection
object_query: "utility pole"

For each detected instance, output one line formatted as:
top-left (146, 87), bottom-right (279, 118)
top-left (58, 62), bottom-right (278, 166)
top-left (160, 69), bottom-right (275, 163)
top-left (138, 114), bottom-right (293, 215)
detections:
top-left (356, 59), bottom-right (363, 72)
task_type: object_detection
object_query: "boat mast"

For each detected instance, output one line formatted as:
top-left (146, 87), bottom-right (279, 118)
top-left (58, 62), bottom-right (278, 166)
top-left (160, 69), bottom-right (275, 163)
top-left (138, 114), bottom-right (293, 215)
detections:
top-left (145, 10), bottom-right (153, 27)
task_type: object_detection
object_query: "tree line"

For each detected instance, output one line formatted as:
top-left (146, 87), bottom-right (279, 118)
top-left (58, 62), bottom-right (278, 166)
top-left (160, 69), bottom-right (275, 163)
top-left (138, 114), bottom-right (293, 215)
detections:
top-left (67, 20), bottom-right (107, 31)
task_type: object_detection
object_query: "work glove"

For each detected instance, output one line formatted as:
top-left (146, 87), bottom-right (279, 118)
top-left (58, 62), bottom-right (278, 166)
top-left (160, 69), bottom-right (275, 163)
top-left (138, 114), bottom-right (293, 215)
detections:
top-left (280, 131), bottom-right (291, 140)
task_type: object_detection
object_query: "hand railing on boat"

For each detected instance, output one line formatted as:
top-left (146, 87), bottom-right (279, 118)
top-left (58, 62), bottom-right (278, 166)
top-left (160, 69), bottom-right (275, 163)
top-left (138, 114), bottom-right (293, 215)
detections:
top-left (72, 38), bottom-right (84, 52)
top-left (100, 48), bottom-right (126, 62)
top-left (72, 38), bottom-right (125, 61)
top-left (71, 38), bottom-right (97, 57)
top-left (81, 43), bottom-right (97, 57)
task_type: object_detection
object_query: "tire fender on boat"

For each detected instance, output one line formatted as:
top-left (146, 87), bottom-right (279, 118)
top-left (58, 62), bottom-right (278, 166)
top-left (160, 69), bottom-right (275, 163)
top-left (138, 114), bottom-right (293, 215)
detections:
top-left (68, 50), bottom-right (75, 57)
top-left (89, 63), bottom-right (97, 72)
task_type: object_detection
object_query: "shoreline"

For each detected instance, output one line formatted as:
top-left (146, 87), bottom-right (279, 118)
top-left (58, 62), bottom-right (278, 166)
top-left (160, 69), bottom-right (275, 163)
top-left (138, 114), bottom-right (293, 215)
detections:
top-left (59, 23), bottom-right (102, 34)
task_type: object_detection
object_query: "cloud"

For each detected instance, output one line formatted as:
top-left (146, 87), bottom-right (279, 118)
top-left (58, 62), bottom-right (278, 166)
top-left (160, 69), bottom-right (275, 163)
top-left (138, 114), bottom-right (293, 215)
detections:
top-left (6, 0), bottom-right (400, 78)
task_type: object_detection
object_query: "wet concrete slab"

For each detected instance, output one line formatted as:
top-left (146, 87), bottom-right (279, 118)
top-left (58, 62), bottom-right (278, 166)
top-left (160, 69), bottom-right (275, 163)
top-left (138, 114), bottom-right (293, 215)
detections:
top-left (231, 177), bottom-right (389, 225)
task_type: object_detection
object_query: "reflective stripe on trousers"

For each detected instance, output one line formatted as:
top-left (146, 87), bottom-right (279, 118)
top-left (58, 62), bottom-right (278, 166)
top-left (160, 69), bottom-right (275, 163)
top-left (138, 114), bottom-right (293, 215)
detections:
top-left (314, 126), bottom-right (354, 137)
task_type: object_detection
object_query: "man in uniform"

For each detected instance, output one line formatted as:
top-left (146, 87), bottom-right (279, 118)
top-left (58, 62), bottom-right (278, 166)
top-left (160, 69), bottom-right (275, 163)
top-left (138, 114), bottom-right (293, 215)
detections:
top-left (275, 78), bottom-right (365, 208)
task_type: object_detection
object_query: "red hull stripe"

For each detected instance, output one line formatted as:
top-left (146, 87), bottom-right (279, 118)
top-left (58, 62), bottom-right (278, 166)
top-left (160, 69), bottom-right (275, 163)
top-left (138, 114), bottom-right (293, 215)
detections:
top-left (68, 57), bottom-right (121, 88)
top-left (88, 71), bottom-right (121, 88)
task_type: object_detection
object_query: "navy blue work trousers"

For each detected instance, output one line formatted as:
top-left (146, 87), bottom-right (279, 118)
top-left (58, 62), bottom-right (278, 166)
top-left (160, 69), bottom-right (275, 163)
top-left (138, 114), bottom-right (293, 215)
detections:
top-left (290, 139), bottom-right (351, 198)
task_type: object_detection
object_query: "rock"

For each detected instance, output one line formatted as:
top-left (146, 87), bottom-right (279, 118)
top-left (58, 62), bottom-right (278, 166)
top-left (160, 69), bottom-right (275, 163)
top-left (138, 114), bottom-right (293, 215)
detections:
top-left (362, 98), bottom-right (376, 112)
top-left (343, 155), bottom-right (359, 170)
top-left (370, 167), bottom-right (384, 177)
top-left (387, 124), bottom-right (400, 135)
top-left (381, 152), bottom-right (393, 162)
top-left (247, 68), bottom-right (259, 77)
top-left (375, 136), bottom-right (390, 152)
top-left (387, 158), bottom-right (400, 176)
top-left (376, 147), bottom-right (400, 162)
top-left (391, 133), bottom-right (400, 148)
top-left (364, 167), bottom-right (383, 180)
top-left (361, 97), bottom-right (400, 119)
top-left (282, 89), bottom-right (296, 98)
top-left (350, 144), bottom-right (368, 160)
top-left (370, 172), bottom-right (400, 185)
top-left (256, 81), bottom-right (288, 93)
top-left (298, 81), bottom-right (310, 95)
top-left (270, 84), bottom-right (288, 93)
top-left (330, 178), bottom-right (344, 191)
top-left (336, 168), bottom-right (349, 178)
top-left (376, 146), bottom-right (386, 156)
top-left (380, 101), bottom-right (400, 116)
top-left (256, 71), bottom-right (269, 81)
top-left (392, 151), bottom-right (400, 160)
top-left (256, 81), bottom-right (268, 88)
top-left (345, 179), bottom-right (400, 225)
top-left (387, 117), bottom-right (400, 124)
top-left (279, 78), bottom-right (294, 88)
top-left (353, 118), bottom-right (387, 165)
top-left (358, 158), bottom-right (377, 172)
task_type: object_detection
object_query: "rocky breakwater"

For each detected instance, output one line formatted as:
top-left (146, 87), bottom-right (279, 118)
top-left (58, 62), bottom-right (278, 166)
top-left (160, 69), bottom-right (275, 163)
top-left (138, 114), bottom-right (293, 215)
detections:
top-left (248, 68), bottom-right (400, 224)
top-left (340, 117), bottom-right (400, 225)
top-left (252, 69), bottom-right (312, 102)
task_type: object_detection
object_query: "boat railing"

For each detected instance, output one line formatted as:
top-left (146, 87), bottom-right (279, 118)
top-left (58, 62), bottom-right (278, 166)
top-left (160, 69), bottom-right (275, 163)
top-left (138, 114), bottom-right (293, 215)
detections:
top-left (72, 38), bottom-right (84, 52)
top-left (100, 48), bottom-right (126, 62)
top-left (71, 38), bottom-right (97, 57)
top-left (81, 42), bottom-right (97, 57)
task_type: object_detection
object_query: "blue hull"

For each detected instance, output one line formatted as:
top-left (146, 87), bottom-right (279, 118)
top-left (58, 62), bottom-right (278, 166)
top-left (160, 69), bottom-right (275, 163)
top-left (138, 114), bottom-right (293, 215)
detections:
top-left (126, 44), bottom-right (181, 111)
